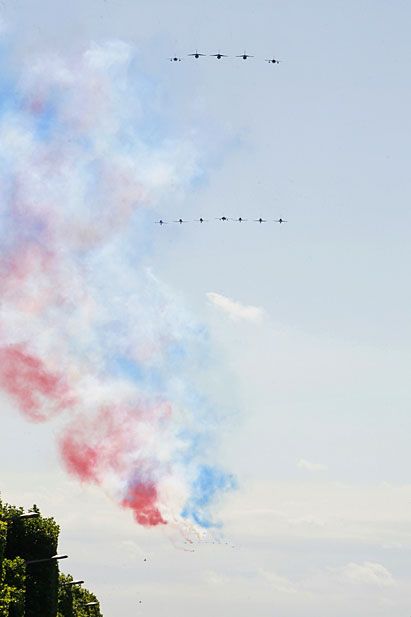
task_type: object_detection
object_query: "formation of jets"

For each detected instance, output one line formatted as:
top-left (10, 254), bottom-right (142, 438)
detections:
top-left (155, 217), bottom-right (287, 225)
top-left (169, 51), bottom-right (280, 63)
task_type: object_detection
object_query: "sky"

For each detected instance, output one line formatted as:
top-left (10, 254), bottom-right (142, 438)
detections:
top-left (1, 1), bottom-right (411, 615)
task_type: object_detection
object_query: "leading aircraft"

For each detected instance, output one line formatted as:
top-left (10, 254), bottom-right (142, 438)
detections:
top-left (274, 218), bottom-right (287, 223)
top-left (169, 57), bottom-right (182, 62)
top-left (265, 58), bottom-right (280, 64)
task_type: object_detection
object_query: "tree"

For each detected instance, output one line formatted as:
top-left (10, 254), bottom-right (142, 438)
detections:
top-left (1, 500), bottom-right (60, 617)
top-left (0, 556), bottom-right (26, 617)
top-left (58, 573), bottom-right (103, 617)
top-left (0, 521), bottom-right (6, 570)
top-left (0, 497), bottom-right (103, 617)
top-left (0, 516), bottom-right (26, 617)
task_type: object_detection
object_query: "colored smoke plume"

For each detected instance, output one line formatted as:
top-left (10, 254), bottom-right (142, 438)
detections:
top-left (122, 484), bottom-right (166, 527)
top-left (0, 41), bottom-right (234, 528)
top-left (0, 345), bottom-right (74, 421)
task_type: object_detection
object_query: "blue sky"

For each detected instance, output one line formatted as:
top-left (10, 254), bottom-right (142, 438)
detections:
top-left (1, 1), bottom-right (411, 616)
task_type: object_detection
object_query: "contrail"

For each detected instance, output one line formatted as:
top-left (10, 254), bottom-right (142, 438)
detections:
top-left (0, 41), bottom-right (234, 530)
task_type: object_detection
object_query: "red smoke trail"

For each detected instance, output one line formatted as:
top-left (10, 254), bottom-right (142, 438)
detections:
top-left (60, 435), bottom-right (100, 482)
top-left (0, 244), bottom-right (51, 290)
top-left (0, 345), bottom-right (74, 421)
top-left (122, 483), bottom-right (166, 527)
top-left (59, 406), bottom-right (136, 482)
top-left (59, 404), bottom-right (169, 526)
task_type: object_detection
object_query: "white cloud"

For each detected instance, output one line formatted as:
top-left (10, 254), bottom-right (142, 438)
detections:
top-left (203, 570), bottom-right (232, 586)
top-left (339, 562), bottom-right (396, 588)
top-left (222, 481), bottom-right (411, 548)
top-left (259, 569), bottom-right (298, 594)
top-left (297, 458), bottom-right (328, 472)
top-left (206, 292), bottom-right (265, 323)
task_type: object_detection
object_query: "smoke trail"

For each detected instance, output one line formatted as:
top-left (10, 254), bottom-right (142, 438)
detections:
top-left (0, 41), bottom-right (234, 529)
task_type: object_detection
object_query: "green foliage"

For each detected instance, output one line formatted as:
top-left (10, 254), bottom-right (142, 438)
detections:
top-left (0, 521), bottom-right (25, 617)
top-left (0, 521), bottom-right (9, 617)
top-left (57, 573), bottom-right (74, 617)
top-left (1, 503), bottom-right (59, 561)
top-left (1, 499), bottom-right (60, 617)
top-left (0, 521), bottom-right (6, 568)
top-left (0, 497), bottom-right (103, 617)
top-left (72, 584), bottom-right (103, 617)
top-left (58, 574), bottom-right (103, 617)
top-left (0, 557), bottom-right (26, 617)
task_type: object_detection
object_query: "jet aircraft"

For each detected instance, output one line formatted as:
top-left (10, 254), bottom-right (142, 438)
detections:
top-left (188, 51), bottom-right (206, 58)
top-left (210, 52), bottom-right (228, 59)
